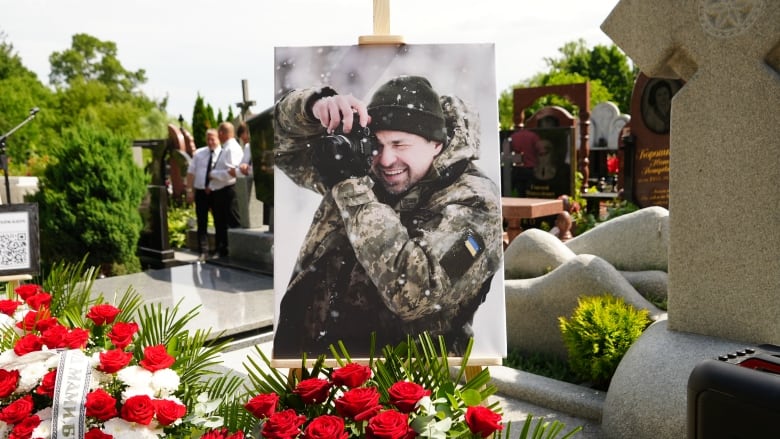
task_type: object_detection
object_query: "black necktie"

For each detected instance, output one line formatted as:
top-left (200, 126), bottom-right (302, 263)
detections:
top-left (205, 151), bottom-right (214, 187)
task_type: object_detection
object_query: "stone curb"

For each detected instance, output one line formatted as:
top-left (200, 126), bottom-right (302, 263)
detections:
top-left (488, 365), bottom-right (605, 421)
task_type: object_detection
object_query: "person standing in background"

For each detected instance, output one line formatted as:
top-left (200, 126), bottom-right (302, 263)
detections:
top-left (208, 122), bottom-right (243, 257)
top-left (237, 122), bottom-right (253, 177)
top-left (186, 129), bottom-right (221, 261)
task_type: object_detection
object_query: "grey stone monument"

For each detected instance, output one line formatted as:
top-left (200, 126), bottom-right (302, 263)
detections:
top-left (599, 0), bottom-right (780, 437)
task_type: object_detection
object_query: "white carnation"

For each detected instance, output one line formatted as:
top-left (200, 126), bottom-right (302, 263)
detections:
top-left (103, 418), bottom-right (163, 439)
top-left (117, 365), bottom-right (153, 388)
top-left (16, 360), bottom-right (48, 393)
top-left (150, 368), bottom-right (180, 397)
top-left (121, 385), bottom-right (155, 403)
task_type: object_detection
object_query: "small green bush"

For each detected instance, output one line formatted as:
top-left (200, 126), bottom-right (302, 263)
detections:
top-left (167, 204), bottom-right (194, 249)
top-left (559, 294), bottom-right (651, 389)
top-left (31, 123), bottom-right (147, 276)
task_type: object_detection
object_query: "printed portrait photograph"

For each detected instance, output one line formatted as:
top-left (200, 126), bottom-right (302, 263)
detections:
top-left (272, 43), bottom-right (506, 361)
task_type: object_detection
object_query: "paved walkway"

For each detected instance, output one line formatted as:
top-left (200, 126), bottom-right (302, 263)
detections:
top-left (92, 254), bottom-right (604, 438)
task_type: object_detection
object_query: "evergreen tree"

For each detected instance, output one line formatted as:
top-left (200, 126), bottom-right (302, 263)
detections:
top-left (216, 109), bottom-right (224, 125)
top-left (32, 123), bottom-right (148, 276)
top-left (226, 106), bottom-right (235, 122)
top-left (206, 104), bottom-right (217, 129)
top-left (191, 94), bottom-right (209, 147)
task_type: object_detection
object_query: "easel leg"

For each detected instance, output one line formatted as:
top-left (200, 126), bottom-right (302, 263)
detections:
top-left (287, 367), bottom-right (302, 385)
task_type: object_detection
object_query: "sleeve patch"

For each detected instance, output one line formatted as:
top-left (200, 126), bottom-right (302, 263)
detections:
top-left (440, 230), bottom-right (485, 282)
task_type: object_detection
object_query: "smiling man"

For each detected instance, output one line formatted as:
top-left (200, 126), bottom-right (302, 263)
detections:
top-left (273, 75), bottom-right (502, 358)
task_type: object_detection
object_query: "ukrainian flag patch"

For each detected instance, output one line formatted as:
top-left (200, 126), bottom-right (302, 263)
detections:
top-left (465, 235), bottom-right (481, 257)
top-left (440, 230), bottom-right (485, 282)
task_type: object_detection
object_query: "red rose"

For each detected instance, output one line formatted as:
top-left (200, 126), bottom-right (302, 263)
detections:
top-left (365, 410), bottom-right (415, 439)
top-left (120, 394), bottom-right (155, 425)
top-left (86, 304), bottom-right (121, 326)
top-left (98, 349), bottom-right (133, 374)
top-left (13, 334), bottom-right (42, 356)
top-left (153, 398), bottom-right (187, 426)
top-left (465, 405), bottom-right (503, 438)
top-left (24, 293), bottom-right (51, 310)
top-left (14, 284), bottom-right (43, 301)
top-left (294, 378), bottom-right (331, 405)
top-left (261, 409), bottom-right (307, 439)
top-left (84, 428), bottom-right (113, 439)
top-left (0, 394), bottom-right (34, 424)
top-left (85, 388), bottom-right (118, 421)
top-left (35, 369), bottom-right (57, 398)
top-left (0, 299), bottom-right (22, 316)
top-left (64, 328), bottom-right (90, 349)
top-left (41, 324), bottom-right (68, 349)
top-left (0, 369), bottom-right (20, 398)
top-left (202, 427), bottom-right (245, 439)
top-left (388, 381), bottom-right (431, 413)
top-left (331, 363), bottom-right (371, 388)
top-left (304, 415), bottom-right (348, 439)
top-left (244, 393), bottom-right (279, 419)
top-left (334, 387), bottom-right (382, 421)
top-left (9, 414), bottom-right (40, 439)
top-left (15, 311), bottom-right (40, 332)
top-left (139, 344), bottom-right (175, 372)
top-left (107, 322), bottom-right (139, 349)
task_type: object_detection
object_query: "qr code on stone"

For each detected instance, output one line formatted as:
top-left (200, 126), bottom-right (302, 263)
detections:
top-left (0, 232), bottom-right (28, 266)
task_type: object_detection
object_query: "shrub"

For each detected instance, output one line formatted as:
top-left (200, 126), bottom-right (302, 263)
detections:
top-left (559, 294), bottom-right (651, 389)
top-left (31, 123), bottom-right (148, 276)
top-left (167, 203), bottom-right (194, 249)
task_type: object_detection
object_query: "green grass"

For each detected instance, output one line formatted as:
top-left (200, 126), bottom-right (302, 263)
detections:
top-left (503, 350), bottom-right (580, 384)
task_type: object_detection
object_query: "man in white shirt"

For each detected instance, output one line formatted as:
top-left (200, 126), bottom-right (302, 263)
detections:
top-left (207, 122), bottom-right (244, 257)
top-left (237, 122), bottom-right (253, 177)
top-left (186, 129), bottom-right (221, 261)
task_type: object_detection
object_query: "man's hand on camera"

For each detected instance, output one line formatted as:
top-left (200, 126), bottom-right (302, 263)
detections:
top-left (312, 139), bottom-right (371, 188)
top-left (311, 94), bottom-right (370, 134)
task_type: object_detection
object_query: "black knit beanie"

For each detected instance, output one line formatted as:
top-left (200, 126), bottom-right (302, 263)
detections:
top-left (367, 76), bottom-right (447, 143)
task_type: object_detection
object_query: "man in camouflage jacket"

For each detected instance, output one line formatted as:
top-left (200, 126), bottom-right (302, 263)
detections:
top-left (273, 75), bottom-right (502, 358)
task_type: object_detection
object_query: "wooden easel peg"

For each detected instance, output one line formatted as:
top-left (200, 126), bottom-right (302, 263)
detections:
top-left (0, 274), bottom-right (33, 294)
top-left (358, 0), bottom-right (405, 45)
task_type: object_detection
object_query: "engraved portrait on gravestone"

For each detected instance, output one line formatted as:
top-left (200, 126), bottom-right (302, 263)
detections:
top-left (641, 78), bottom-right (682, 134)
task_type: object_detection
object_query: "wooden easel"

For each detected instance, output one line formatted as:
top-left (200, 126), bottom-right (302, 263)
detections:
top-left (0, 274), bottom-right (33, 294)
top-left (276, 0), bottom-right (500, 388)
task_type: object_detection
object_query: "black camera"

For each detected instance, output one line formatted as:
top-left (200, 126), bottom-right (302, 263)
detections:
top-left (312, 125), bottom-right (377, 188)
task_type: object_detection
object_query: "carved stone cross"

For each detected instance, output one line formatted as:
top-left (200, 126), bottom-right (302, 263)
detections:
top-left (603, 0), bottom-right (780, 343)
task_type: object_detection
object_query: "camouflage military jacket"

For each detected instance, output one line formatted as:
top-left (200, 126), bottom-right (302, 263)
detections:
top-left (273, 88), bottom-right (503, 357)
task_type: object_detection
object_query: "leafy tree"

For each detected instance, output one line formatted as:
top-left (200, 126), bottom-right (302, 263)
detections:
top-left (191, 94), bottom-right (210, 147)
top-left (498, 39), bottom-right (636, 130)
top-left (545, 40), bottom-right (636, 112)
top-left (31, 123), bottom-right (148, 276)
top-left (49, 33), bottom-right (146, 96)
top-left (48, 33), bottom-right (166, 140)
top-left (0, 34), bottom-right (58, 174)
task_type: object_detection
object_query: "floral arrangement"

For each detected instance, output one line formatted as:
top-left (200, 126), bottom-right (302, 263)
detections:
top-left (0, 261), bottom-right (247, 439)
top-left (0, 261), bottom-right (582, 439)
top-left (234, 334), bottom-right (582, 439)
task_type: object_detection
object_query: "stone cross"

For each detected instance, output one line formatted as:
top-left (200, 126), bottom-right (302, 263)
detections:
top-left (236, 79), bottom-right (256, 121)
top-left (602, 0), bottom-right (780, 343)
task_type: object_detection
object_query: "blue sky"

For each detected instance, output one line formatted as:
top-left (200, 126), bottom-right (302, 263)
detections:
top-left (1, 0), bottom-right (620, 122)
